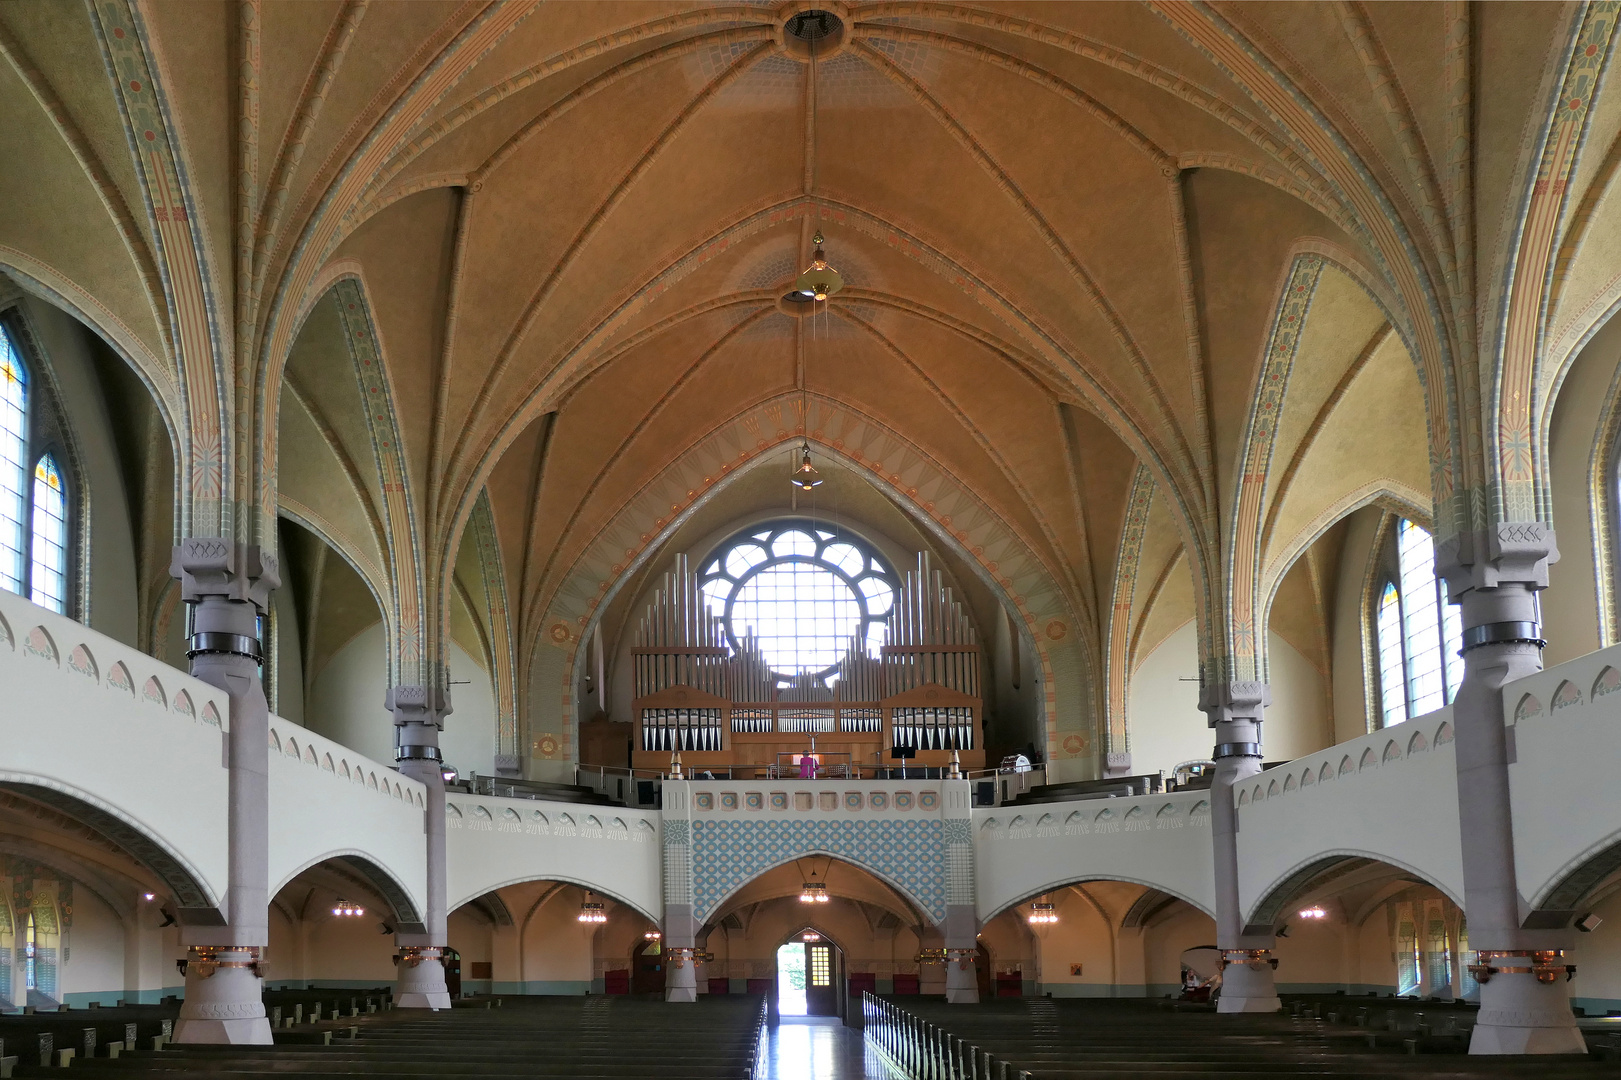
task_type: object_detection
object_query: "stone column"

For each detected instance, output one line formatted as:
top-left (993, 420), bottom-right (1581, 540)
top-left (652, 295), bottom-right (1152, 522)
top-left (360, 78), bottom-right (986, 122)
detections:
top-left (1438, 524), bottom-right (1583, 1054)
top-left (1202, 681), bottom-right (1280, 1013)
top-left (169, 540), bottom-right (278, 1044)
top-left (390, 685), bottom-right (453, 1010)
top-left (661, 782), bottom-right (697, 1002)
top-left (943, 779), bottom-right (978, 1003)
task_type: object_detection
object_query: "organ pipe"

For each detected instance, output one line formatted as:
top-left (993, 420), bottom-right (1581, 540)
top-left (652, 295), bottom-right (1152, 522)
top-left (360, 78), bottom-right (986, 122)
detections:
top-left (631, 550), bottom-right (981, 758)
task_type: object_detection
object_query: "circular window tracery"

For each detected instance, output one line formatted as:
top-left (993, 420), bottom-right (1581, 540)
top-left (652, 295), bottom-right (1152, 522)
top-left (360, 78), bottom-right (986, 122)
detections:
top-left (700, 522), bottom-right (897, 686)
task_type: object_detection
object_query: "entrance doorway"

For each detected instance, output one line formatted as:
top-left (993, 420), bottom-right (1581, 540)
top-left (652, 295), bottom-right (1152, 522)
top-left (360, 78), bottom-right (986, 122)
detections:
top-left (633, 937), bottom-right (666, 995)
top-left (776, 934), bottom-right (841, 1017)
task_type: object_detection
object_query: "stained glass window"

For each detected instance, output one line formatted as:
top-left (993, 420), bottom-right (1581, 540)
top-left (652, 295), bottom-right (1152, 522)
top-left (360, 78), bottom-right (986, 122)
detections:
top-left (1377, 583), bottom-right (1407, 727)
top-left (30, 455), bottom-right (66, 613)
top-left (0, 328), bottom-right (26, 594)
top-left (1375, 519), bottom-right (1462, 727)
top-left (700, 523), bottom-right (896, 687)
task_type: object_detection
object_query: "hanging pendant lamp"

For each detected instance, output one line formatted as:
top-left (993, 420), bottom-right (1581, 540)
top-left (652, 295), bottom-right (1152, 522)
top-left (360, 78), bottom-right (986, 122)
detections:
top-left (794, 232), bottom-right (844, 302)
top-left (790, 442), bottom-right (823, 489)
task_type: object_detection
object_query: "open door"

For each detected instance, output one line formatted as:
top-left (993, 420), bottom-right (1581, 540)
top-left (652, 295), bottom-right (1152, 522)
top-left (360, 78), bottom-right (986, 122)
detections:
top-left (805, 940), bottom-right (838, 1016)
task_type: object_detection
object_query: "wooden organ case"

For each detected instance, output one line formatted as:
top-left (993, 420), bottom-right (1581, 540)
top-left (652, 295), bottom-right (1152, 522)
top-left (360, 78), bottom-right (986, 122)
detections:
top-left (630, 552), bottom-right (984, 773)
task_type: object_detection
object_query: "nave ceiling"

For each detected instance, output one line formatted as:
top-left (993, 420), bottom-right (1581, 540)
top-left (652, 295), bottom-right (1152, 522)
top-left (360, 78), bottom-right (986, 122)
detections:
top-left (2, 1), bottom-right (1619, 771)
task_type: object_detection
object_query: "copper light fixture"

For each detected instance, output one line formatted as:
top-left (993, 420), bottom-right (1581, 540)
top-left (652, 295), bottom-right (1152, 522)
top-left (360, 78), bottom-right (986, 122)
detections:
top-left (790, 443), bottom-right (823, 490)
top-left (799, 881), bottom-right (831, 904)
top-left (794, 232), bottom-right (844, 302)
top-left (1027, 902), bottom-right (1058, 927)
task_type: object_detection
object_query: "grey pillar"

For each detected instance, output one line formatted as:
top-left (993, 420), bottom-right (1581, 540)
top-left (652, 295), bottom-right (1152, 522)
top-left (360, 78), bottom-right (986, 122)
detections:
top-left (1438, 524), bottom-right (1582, 1054)
top-left (661, 784), bottom-right (697, 1002)
top-left (390, 684), bottom-right (453, 1010)
top-left (943, 779), bottom-right (979, 1003)
top-left (1202, 681), bottom-right (1280, 1013)
top-left (170, 540), bottom-right (278, 1045)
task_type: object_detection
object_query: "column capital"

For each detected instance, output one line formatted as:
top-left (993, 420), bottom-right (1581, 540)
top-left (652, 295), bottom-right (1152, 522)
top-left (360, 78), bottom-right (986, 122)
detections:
top-left (1435, 523), bottom-right (1559, 597)
top-left (1200, 681), bottom-right (1269, 728)
top-left (170, 540), bottom-right (280, 607)
top-left (387, 684), bottom-right (453, 729)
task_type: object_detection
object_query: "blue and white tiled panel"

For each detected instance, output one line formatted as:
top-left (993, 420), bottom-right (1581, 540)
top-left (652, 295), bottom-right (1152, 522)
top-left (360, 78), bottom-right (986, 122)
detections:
top-left (683, 780), bottom-right (943, 817)
top-left (691, 817), bottom-right (948, 923)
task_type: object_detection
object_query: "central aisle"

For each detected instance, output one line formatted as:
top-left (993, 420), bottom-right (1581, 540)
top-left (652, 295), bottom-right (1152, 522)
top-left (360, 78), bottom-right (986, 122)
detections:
top-left (760, 1016), bottom-right (904, 1080)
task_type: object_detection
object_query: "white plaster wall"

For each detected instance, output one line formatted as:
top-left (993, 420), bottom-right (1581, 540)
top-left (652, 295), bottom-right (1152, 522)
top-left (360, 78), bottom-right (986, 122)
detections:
top-left (1234, 708), bottom-right (1463, 924)
top-left (1569, 885), bottom-right (1621, 1012)
top-left (0, 589), bottom-right (229, 908)
top-left (515, 899), bottom-right (595, 993)
top-left (1126, 622), bottom-right (1206, 777)
top-left (266, 717), bottom-right (426, 920)
top-left (57, 887), bottom-right (125, 1005)
top-left (1128, 626), bottom-right (1331, 777)
top-left (445, 796), bottom-right (662, 921)
top-left (272, 585), bottom-right (304, 725)
top-left (1544, 311), bottom-right (1621, 667)
top-left (1143, 904), bottom-right (1217, 994)
top-left (266, 893), bottom-right (398, 989)
top-left (442, 639), bottom-right (497, 778)
top-left (1330, 506), bottom-right (1382, 744)
top-left (1264, 633), bottom-right (1331, 763)
top-left (305, 622), bottom-right (394, 765)
top-left (974, 791), bottom-right (1217, 921)
top-left (1504, 642), bottom-right (1621, 908)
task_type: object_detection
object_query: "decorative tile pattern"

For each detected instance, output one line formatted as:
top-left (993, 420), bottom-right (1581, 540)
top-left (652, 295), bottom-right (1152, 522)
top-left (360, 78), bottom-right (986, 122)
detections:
top-left (745, 792), bottom-right (763, 811)
top-left (895, 791), bottom-right (913, 811)
top-left (695, 793), bottom-right (714, 811)
top-left (869, 792), bottom-right (888, 810)
top-left (692, 818), bottom-right (946, 921)
top-left (918, 791), bottom-right (938, 811)
top-left (844, 792), bottom-right (864, 811)
top-left (770, 792), bottom-right (787, 811)
top-left (720, 792), bottom-right (738, 811)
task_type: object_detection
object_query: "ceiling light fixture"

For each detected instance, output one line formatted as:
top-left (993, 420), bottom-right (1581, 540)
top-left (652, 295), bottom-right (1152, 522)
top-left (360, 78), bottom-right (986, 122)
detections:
top-left (331, 899), bottom-right (365, 918)
top-left (1028, 902), bottom-right (1058, 927)
top-left (795, 231), bottom-right (843, 303)
top-left (578, 893), bottom-right (607, 924)
top-left (1298, 906), bottom-right (1327, 920)
top-left (790, 443), bottom-right (823, 490)
top-left (799, 880), bottom-right (831, 903)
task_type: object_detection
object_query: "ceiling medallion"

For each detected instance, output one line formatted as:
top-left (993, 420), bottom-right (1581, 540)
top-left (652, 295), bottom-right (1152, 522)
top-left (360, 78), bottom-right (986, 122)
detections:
top-left (777, 5), bottom-right (848, 61)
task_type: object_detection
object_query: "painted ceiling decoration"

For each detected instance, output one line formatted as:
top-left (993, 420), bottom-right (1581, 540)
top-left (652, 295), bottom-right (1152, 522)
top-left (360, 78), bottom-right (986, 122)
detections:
top-left (2, 1), bottom-right (1619, 773)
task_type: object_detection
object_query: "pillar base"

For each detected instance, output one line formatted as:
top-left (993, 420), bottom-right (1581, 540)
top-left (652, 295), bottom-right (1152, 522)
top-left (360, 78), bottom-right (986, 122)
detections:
top-left (1216, 951), bottom-right (1280, 1014)
top-left (172, 948), bottom-right (272, 1045)
top-left (1469, 972), bottom-right (1585, 1055)
top-left (394, 946), bottom-right (452, 1010)
top-left (945, 953), bottom-right (979, 1004)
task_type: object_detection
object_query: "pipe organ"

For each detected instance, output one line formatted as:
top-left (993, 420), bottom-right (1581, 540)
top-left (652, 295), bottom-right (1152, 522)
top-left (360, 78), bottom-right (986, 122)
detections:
top-left (630, 551), bottom-right (983, 773)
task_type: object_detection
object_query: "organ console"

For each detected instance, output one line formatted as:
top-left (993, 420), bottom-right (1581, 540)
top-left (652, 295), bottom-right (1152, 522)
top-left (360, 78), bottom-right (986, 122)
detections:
top-left (629, 551), bottom-right (984, 774)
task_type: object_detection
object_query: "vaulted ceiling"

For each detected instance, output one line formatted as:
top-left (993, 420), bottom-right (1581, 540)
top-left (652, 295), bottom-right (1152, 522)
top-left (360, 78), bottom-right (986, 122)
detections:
top-left (2, 2), bottom-right (1616, 769)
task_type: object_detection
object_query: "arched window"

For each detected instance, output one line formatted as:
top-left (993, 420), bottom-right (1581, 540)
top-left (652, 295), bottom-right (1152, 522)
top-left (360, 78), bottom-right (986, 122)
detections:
top-left (0, 322), bottom-right (76, 615)
top-left (1376, 583), bottom-right (1406, 725)
top-left (1374, 519), bottom-right (1463, 726)
top-left (0, 328), bottom-right (27, 594)
top-left (698, 523), bottom-right (897, 688)
top-left (30, 455), bottom-right (66, 612)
